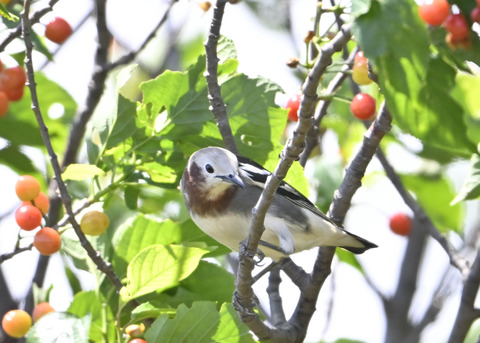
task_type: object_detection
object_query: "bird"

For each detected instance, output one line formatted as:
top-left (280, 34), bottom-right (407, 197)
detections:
top-left (180, 146), bottom-right (377, 259)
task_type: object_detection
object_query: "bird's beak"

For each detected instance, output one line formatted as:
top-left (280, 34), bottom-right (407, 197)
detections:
top-left (218, 174), bottom-right (245, 189)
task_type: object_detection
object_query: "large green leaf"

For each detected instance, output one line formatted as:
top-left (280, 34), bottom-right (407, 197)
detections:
top-left (121, 244), bottom-right (209, 301)
top-left (213, 303), bottom-right (255, 343)
top-left (451, 72), bottom-right (480, 152)
top-left (26, 312), bottom-right (90, 343)
top-left (112, 214), bottom-right (229, 278)
top-left (145, 301), bottom-right (220, 343)
top-left (67, 291), bottom-right (116, 342)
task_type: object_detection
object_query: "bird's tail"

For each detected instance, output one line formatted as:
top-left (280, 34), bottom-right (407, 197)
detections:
top-left (340, 230), bottom-right (377, 254)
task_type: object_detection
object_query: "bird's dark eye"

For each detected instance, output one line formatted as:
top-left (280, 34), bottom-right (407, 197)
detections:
top-left (205, 164), bottom-right (214, 173)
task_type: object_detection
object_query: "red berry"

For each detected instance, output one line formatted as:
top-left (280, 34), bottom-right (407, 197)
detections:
top-left (0, 66), bottom-right (26, 102)
top-left (389, 213), bottom-right (412, 236)
top-left (15, 205), bottom-right (43, 231)
top-left (0, 91), bottom-right (8, 117)
top-left (45, 17), bottom-right (72, 44)
top-left (34, 227), bottom-right (61, 255)
top-left (444, 14), bottom-right (469, 41)
top-left (286, 94), bottom-right (301, 122)
top-left (350, 93), bottom-right (376, 120)
top-left (32, 302), bottom-right (54, 322)
top-left (15, 175), bottom-right (41, 201)
top-left (471, 7), bottom-right (480, 24)
top-left (418, 0), bottom-right (450, 26)
top-left (2, 310), bottom-right (32, 338)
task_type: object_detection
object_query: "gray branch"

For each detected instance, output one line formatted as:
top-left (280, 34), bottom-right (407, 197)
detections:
top-left (21, 0), bottom-right (124, 292)
top-left (234, 23), bottom-right (353, 342)
top-left (204, 0), bottom-right (238, 154)
top-left (448, 249), bottom-right (480, 343)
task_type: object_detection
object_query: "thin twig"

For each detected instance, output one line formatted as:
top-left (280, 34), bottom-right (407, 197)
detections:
top-left (0, 245), bottom-right (32, 263)
top-left (376, 148), bottom-right (470, 277)
top-left (204, 0), bottom-right (238, 154)
top-left (22, 0), bottom-right (124, 292)
top-left (106, 0), bottom-right (176, 71)
top-left (0, 0), bottom-right (60, 53)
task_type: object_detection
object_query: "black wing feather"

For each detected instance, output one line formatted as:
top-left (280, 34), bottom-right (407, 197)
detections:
top-left (237, 155), bottom-right (336, 225)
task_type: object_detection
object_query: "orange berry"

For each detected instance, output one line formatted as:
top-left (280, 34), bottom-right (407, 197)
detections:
top-left (2, 309), bottom-right (32, 338)
top-left (34, 227), bottom-right (61, 255)
top-left (32, 302), bottom-right (54, 322)
top-left (15, 175), bottom-right (41, 201)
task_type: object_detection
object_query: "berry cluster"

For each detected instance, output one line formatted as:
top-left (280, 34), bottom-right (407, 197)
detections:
top-left (0, 64), bottom-right (27, 117)
top-left (351, 51), bottom-right (376, 121)
top-left (14, 175), bottom-right (61, 256)
top-left (418, 0), bottom-right (479, 49)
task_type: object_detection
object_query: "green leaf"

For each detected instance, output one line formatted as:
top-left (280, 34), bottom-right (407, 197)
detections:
top-left (67, 291), bottom-right (115, 343)
top-left (0, 73), bottom-right (77, 159)
top-left (61, 229), bottom-right (89, 272)
top-left (26, 312), bottom-right (90, 343)
top-left (131, 302), bottom-right (176, 322)
top-left (121, 244), bottom-right (209, 301)
top-left (105, 95), bottom-right (138, 149)
top-left (180, 261), bottom-right (235, 304)
top-left (451, 72), bottom-right (480, 151)
top-left (336, 249), bottom-right (364, 274)
top-left (145, 301), bottom-right (220, 343)
top-left (452, 154), bottom-right (480, 204)
top-left (62, 163), bottom-right (105, 181)
top-left (30, 30), bottom-right (54, 61)
top-left (401, 173), bottom-right (464, 233)
top-left (0, 144), bottom-right (36, 173)
top-left (213, 303), bottom-right (255, 343)
top-left (0, 3), bottom-right (18, 22)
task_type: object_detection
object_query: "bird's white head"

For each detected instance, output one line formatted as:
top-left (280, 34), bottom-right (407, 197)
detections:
top-left (183, 147), bottom-right (245, 200)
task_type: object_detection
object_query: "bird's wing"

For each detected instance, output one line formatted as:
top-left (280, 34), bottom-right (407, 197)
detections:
top-left (237, 156), bottom-right (336, 225)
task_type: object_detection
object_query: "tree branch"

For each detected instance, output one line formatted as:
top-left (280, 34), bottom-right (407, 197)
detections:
top-left (299, 47), bottom-right (357, 166)
top-left (448, 249), bottom-right (480, 343)
top-left (204, 0), bottom-right (238, 154)
top-left (22, 0), bottom-right (123, 292)
top-left (61, 0), bottom-right (112, 167)
top-left (288, 101), bottom-right (392, 341)
top-left (267, 267), bottom-right (286, 326)
top-left (383, 218), bottom-right (428, 343)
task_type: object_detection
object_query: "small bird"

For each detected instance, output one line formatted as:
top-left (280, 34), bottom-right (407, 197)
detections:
top-left (180, 147), bottom-right (377, 259)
